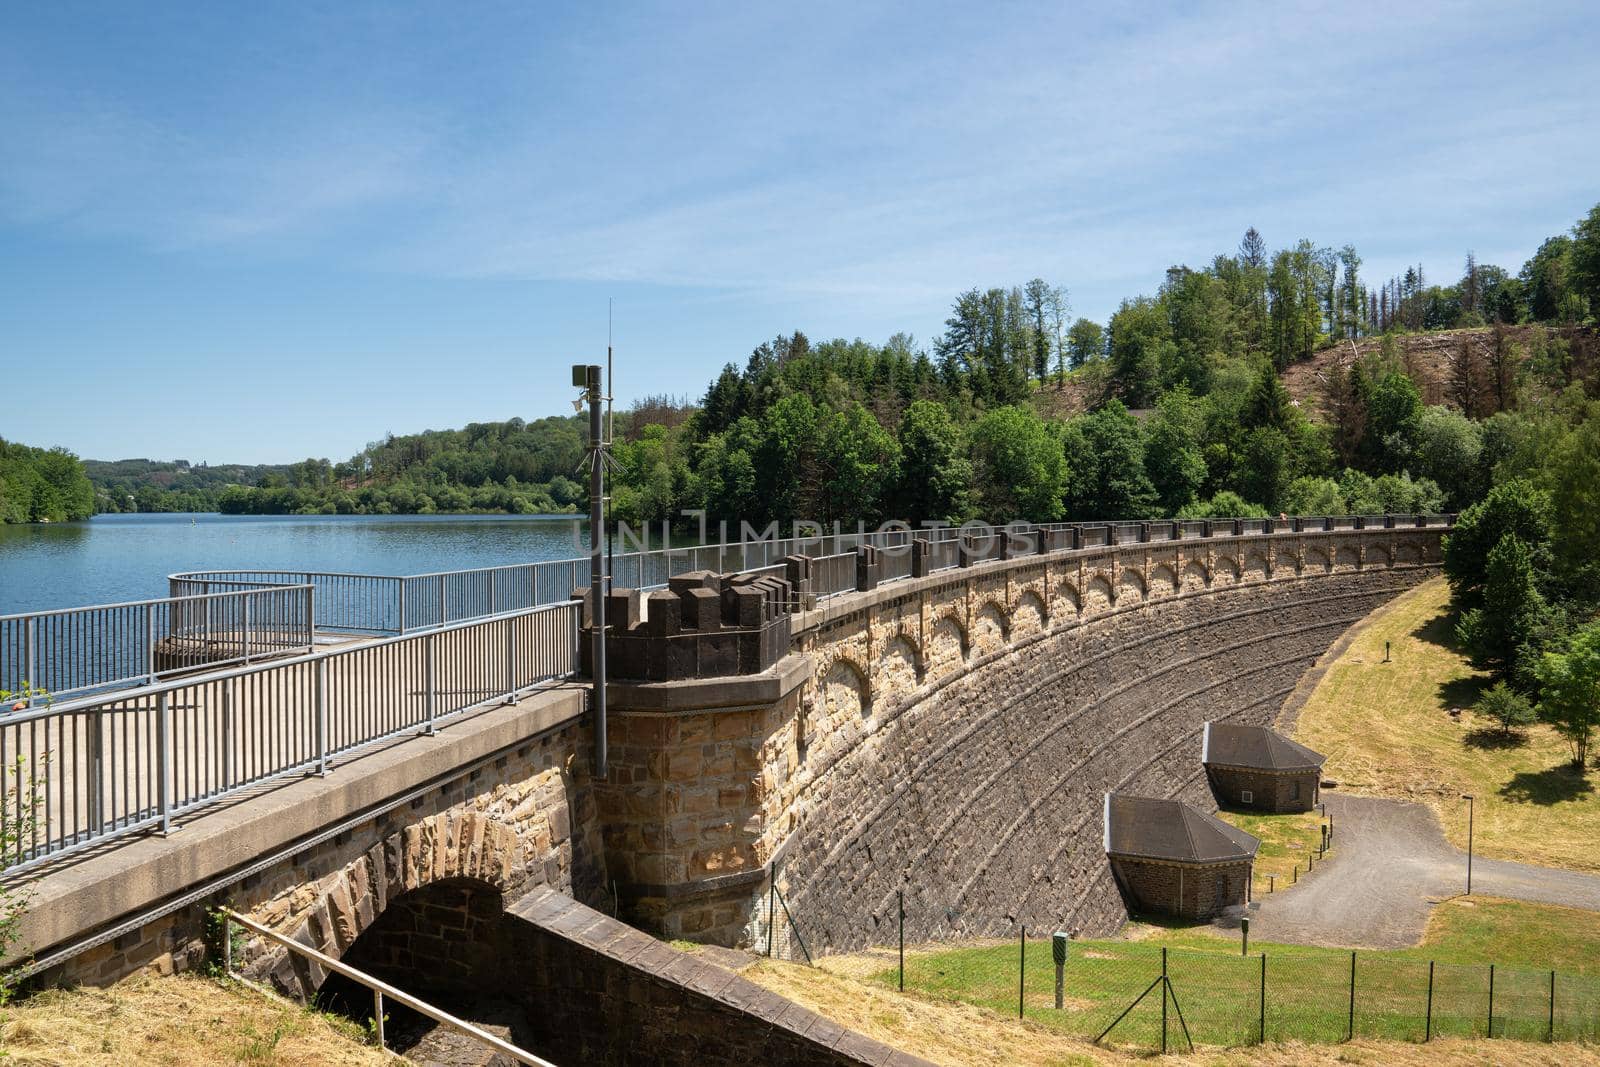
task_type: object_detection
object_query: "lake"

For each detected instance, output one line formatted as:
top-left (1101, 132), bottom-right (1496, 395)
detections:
top-left (0, 513), bottom-right (597, 616)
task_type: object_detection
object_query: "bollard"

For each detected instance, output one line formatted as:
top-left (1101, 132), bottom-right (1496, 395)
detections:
top-left (1293, 864), bottom-right (1299, 884)
top-left (1241, 916), bottom-right (1250, 957)
top-left (1268, 874), bottom-right (1275, 893)
top-left (1052, 931), bottom-right (1069, 1010)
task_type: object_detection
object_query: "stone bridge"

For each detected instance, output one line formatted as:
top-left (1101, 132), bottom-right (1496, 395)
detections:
top-left (9, 522), bottom-right (1444, 1058)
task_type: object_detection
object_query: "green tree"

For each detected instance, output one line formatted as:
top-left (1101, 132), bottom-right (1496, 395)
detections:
top-left (818, 403), bottom-right (899, 524)
top-left (1535, 623), bottom-right (1600, 769)
top-left (893, 400), bottom-right (973, 524)
top-left (1410, 406), bottom-right (1484, 508)
top-left (1061, 401), bottom-right (1158, 519)
top-left (1282, 476), bottom-right (1345, 515)
top-left (1066, 317), bottom-right (1105, 370)
top-left (1474, 681), bottom-right (1535, 737)
top-left (1547, 416), bottom-right (1600, 597)
top-left (1107, 297), bottom-right (1174, 407)
top-left (1456, 534), bottom-right (1545, 678)
top-left (1143, 389), bottom-right (1206, 514)
top-left (1569, 202), bottom-right (1600, 321)
top-left (1442, 479), bottom-right (1552, 603)
top-left (968, 406), bottom-right (1065, 521)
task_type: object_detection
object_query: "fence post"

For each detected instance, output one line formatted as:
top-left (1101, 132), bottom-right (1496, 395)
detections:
top-left (1347, 950), bottom-right (1356, 1041)
top-left (1018, 925), bottom-right (1025, 1020)
top-left (1161, 946), bottom-right (1169, 1055)
top-left (425, 632), bottom-right (438, 736)
top-left (898, 889), bottom-right (905, 992)
top-left (1487, 963), bottom-right (1495, 1038)
top-left (397, 577), bottom-right (408, 636)
top-left (1548, 969), bottom-right (1555, 1042)
top-left (1258, 953), bottom-right (1266, 1045)
top-left (373, 987), bottom-right (385, 1051)
top-left (157, 690), bottom-right (172, 835)
top-left (1426, 960), bottom-right (1434, 1041)
top-left (1053, 931), bottom-right (1068, 1010)
top-left (315, 657), bottom-right (329, 777)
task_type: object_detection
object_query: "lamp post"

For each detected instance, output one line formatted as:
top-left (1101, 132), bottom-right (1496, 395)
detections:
top-left (575, 363), bottom-right (608, 778)
top-left (1463, 793), bottom-right (1475, 895)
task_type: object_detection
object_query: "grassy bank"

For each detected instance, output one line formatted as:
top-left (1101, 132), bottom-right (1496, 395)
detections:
top-left (1213, 808), bottom-right (1328, 895)
top-left (0, 974), bottom-right (388, 1066)
top-left (1293, 577), bottom-right (1600, 872)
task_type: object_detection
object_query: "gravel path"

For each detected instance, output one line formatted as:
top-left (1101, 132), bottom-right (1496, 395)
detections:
top-left (1246, 793), bottom-right (1600, 949)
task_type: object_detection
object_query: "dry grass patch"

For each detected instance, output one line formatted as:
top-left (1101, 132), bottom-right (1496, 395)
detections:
top-left (0, 974), bottom-right (389, 1066)
top-left (1292, 577), bottom-right (1600, 872)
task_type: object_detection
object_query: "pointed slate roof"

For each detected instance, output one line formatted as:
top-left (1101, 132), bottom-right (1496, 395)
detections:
top-left (1104, 793), bottom-right (1259, 864)
top-left (1202, 722), bottom-right (1326, 772)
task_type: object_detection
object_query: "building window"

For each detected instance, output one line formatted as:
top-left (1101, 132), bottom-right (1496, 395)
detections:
top-left (1291, 780), bottom-right (1301, 800)
top-left (1240, 789), bottom-right (1254, 805)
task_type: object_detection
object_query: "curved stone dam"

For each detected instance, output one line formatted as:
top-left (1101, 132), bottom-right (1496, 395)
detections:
top-left (596, 525), bottom-right (1444, 955)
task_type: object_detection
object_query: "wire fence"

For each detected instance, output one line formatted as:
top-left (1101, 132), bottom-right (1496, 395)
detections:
top-left (771, 898), bottom-right (1600, 1052)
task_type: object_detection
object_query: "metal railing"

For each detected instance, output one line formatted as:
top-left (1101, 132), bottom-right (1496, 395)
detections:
top-left (220, 908), bottom-right (555, 1066)
top-left (1, 586), bottom-right (313, 705)
top-left (0, 600), bottom-right (579, 874)
top-left (812, 553), bottom-right (858, 600)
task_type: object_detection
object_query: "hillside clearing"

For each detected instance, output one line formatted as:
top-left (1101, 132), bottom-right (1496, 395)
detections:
top-left (1292, 577), bottom-right (1600, 872)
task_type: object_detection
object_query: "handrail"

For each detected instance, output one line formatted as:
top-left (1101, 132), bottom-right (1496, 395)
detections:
top-left (220, 908), bottom-right (556, 1066)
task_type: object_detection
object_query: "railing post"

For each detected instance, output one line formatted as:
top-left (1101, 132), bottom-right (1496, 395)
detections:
top-left (242, 596), bottom-right (253, 665)
top-left (23, 616), bottom-right (36, 706)
top-left (489, 569), bottom-right (497, 617)
top-left (437, 573), bottom-right (447, 628)
top-left (146, 602), bottom-right (157, 685)
top-left (397, 577), bottom-right (408, 636)
top-left (425, 631), bottom-right (438, 736)
top-left (373, 988), bottom-right (385, 1051)
top-left (306, 584), bottom-right (316, 652)
top-left (315, 657), bottom-right (329, 776)
top-left (157, 690), bottom-right (173, 835)
top-left (504, 615), bottom-right (517, 705)
top-left (223, 677), bottom-right (234, 789)
top-left (89, 706), bottom-right (104, 836)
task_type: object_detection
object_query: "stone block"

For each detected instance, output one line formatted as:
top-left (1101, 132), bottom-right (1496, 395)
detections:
top-left (679, 587), bottom-right (721, 631)
top-left (723, 586), bottom-right (766, 629)
top-left (645, 591), bottom-right (681, 636)
top-left (607, 587), bottom-right (643, 630)
top-left (668, 570), bottom-right (722, 595)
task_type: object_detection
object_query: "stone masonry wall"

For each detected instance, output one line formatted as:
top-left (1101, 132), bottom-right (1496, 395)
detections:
top-left (589, 528), bottom-right (1441, 952)
top-left (1207, 765), bottom-right (1319, 813)
top-left (1111, 857), bottom-right (1253, 919)
top-left (761, 531), bottom-right (1441, 955)
top-left (52, 719), bottom-right (608, 994)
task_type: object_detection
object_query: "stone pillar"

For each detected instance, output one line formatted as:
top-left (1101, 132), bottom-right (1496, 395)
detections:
top-left (911, 538), bottom-right (930, 578)
top-left (1138, 522), bottom-right (1150, 543)
top-left (856, 545), bottom-right (880, 592)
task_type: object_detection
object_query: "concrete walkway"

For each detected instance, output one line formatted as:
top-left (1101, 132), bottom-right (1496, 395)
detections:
top-left (1245, 792), bottom-right (1600, 949)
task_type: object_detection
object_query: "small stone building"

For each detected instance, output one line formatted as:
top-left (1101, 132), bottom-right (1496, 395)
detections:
top-left (1201, 722), bottom-right (1326, 813)
top-left (1103, 793), bottom-right (1259, 920)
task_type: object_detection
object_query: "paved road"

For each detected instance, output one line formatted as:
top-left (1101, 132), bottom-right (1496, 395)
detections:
top-left (1246, 792), bottom-right (1600, 948)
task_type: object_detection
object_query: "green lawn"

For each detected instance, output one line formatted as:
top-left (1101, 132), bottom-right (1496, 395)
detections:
top-left (1213, 808), bottom-right (1329, 896)
top-left (873, 898), bottom-right (1600, 1051)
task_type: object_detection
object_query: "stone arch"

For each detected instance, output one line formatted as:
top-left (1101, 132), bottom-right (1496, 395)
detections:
top-left (822, 656), bottom-right (873, 721)
top-left (1212, 556), bottom-right (1241, 587)
top-left (250, 810), bottom-right (522, 1002)
top-left (1368, 541), bottom-right (1394, 567)
top-left (1083, 573), bottom-right (1114, 615)
top-left (1116, 568), bottom-right (1146, 603)
top-left (1304, 544), bottom-right (1332, 573)
top-left (1053, 580), bottom-right (1082, 620)
top-left (878, 633), bottom-right (921, 694)
top-left (1394, 540), bottom-right (1422, 565)
top-left (1012, 590), bottom-right (1046, 639)
top-left (1334, 544), bottom-right (1361, 572)
top-left (1181, 558), bottom-right (1209, 592)
top-left (973, 600), bottom-right (1009, 657)
top-left (926, 614), bottom-right (968, 680)
top-left (1147, 563), bottom-right (1178, 598)
top-left (316, 876), bottom-right (504, 1013)
top-left (1243, 551), bottom-right (1270, 583)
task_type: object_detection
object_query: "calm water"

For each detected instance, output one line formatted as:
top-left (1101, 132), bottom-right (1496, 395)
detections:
top-left (0, 513), bottom-right (594, 616)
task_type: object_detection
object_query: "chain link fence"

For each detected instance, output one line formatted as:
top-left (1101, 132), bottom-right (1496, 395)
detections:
top-left (798, 904), bottom-right (1600, 1052)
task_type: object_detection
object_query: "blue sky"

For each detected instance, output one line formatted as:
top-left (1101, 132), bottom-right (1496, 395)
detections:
top-left (3, 1), bottom-right (1597, 464)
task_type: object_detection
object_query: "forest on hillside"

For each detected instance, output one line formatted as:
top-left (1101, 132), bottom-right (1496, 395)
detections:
top-left (44, 200), bottom-right (1600, 533)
